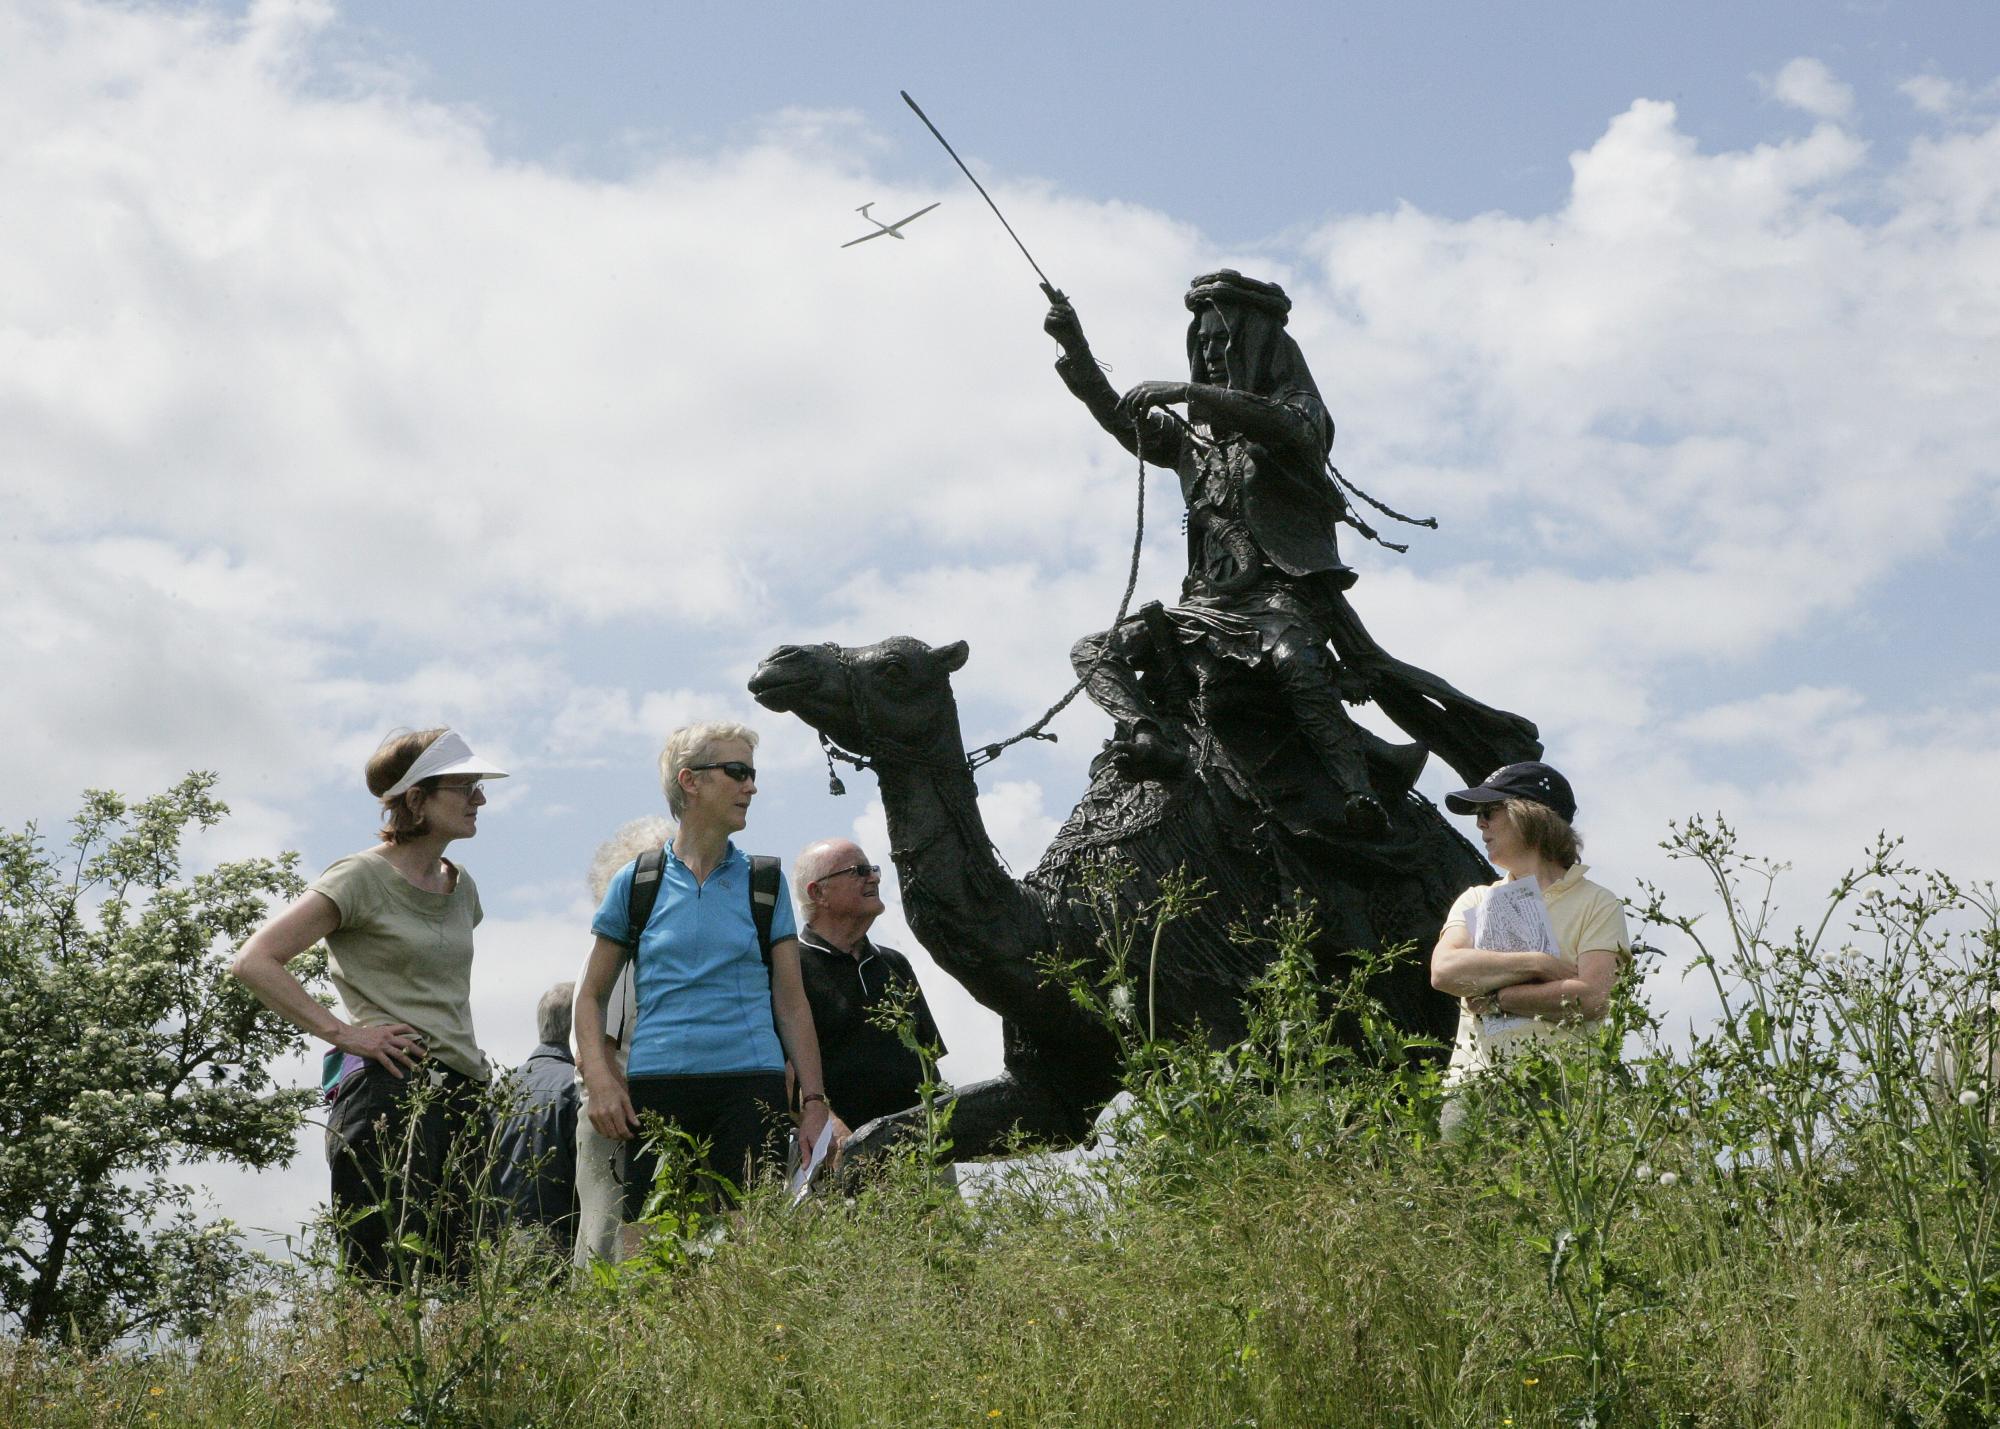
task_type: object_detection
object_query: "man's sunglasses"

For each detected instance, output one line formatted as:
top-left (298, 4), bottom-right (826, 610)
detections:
top-left (821, 862), bottom-right (881, 882)
top-left (687, 761), bottom-right (757, 783)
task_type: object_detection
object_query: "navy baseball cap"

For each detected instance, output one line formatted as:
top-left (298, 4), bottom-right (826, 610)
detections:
top-left (1444, 761), bottom-right (1576, 823)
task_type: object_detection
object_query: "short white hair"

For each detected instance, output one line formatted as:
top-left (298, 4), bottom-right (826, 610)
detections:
top-left (658, 720), bottom-right (759, 818)
top-left (587, 815), bottom-right (676, 900)
top-left (793, 837), bottom-right (860, 922)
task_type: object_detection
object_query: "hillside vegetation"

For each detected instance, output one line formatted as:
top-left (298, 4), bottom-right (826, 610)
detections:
top-left (6, 818), bottom-right (1998, 1428)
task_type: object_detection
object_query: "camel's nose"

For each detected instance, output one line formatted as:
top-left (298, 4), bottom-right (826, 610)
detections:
top-left (749, 644), bottom-right (817, 704)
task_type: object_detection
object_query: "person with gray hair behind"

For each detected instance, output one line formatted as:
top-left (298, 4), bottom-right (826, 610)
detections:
top-left (569, 815), bottom-right (673, 1266)
top-left (491, 981), bottom-right (582, 1251)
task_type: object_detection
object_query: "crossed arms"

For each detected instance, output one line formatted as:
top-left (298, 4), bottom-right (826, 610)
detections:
top-left (1429, 925), bottom-right (1621, 1023)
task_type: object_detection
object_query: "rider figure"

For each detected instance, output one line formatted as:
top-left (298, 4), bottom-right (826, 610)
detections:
top-left (1046, 269), bottom-right (1390, 838)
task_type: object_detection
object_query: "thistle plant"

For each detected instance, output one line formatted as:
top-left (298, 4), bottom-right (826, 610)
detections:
top-left (1635, 817), bottom-right (2000, 1425)
top-left (1040, 858), bottom-right (1439, 1173)
top-left (1039, 856), bottom-right (1210, 1065)
top-left (865, 981), bottom-right (958, 1204)
top-left (1475, 970), bottom-right (1669, 1428)
top-left (1632, 816), bottom-right (1885, 1238)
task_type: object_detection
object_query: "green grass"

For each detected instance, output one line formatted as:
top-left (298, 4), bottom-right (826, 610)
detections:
top-left (0, 1123), bottom-right (1915, 1428)
top-left (7, 819), bottom-right (1997, 1427)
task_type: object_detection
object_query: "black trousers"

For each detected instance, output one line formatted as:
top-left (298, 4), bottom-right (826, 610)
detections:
top-left (622, 1072), bottom-right (789, 1222)
top-left (326, 1062), bottom-right (489, 1283)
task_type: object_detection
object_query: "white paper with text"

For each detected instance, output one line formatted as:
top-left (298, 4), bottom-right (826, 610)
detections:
top-left (1468, 876), bottom-right (1561, 1036)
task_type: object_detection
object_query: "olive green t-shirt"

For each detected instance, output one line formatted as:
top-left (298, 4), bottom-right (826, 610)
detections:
top-left (309, 851), bottom-right (488, 1081)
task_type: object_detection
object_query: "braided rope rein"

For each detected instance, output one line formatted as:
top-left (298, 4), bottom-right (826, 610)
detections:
top-left (820, 417), bottom-right (1149, 791)
top-left (818, 399), bottom-right (1433, 791)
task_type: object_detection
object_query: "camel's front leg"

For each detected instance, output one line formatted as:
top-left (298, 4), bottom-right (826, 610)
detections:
top-left (839, 1071), bottom-right (1098, 1168)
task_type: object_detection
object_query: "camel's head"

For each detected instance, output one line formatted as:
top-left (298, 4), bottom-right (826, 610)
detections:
top-left (749, 636), bottom-right (970, 762)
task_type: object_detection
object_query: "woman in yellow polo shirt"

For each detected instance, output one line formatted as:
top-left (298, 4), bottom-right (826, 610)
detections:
top-left (1428, 762), bottom-right (1631, 1136)
top-left (233, 726), bottom-right (507, 1280)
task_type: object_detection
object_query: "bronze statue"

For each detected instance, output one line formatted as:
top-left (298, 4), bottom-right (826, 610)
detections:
top-left (1047, 270), bottom-right (1542, 838)
top-left (1046, 271), bottom-right (1397, 836)
top-left (749, 271), bottom-right (1545, 1159)
top-left (751, 635), bottom-right (1493, 1157)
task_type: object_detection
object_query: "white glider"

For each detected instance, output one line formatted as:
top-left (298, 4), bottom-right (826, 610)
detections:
top-left (840, 201), bottom-right (940, 248)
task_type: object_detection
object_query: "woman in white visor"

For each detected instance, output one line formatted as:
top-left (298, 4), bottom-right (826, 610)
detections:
top-left (234, 726), bottom-right (507, 1282)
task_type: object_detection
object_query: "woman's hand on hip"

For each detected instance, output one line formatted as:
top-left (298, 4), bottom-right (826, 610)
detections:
top-left (336, 1021), bottom-right (426, 1078)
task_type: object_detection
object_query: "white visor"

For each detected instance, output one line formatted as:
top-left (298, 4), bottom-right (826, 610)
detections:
top-left (381, 729), bottom-right (510, 800)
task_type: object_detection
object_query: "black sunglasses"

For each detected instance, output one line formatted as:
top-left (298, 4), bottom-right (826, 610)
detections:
top-left (821, 862), bottom-right (881, 883)
top-left (688, 761), bottom-right (757, 783)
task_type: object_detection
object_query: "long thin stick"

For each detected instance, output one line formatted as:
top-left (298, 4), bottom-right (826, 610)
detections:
top-left (901, 89), bottom-right (1063, 301)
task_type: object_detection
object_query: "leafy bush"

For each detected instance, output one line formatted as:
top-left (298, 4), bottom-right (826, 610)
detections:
top-left (0, 775), bottom-right (320, 1349)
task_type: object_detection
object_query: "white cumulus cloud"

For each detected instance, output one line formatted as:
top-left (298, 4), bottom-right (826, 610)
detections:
top-left (1769, 56), bottom-right (1855, 120)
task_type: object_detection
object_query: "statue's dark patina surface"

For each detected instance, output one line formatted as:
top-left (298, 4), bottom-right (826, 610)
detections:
top-left (1049, 270), bottom-right (1541, 825)
top-left (1050, 270), bottom-right (1397, 837)
top-left (749, 272), bottom-right (1543, 1158)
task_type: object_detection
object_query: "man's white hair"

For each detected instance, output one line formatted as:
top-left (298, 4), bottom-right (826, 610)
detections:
top-left (587, 815), bottom-right (676, 900)
top-left (536, 981), bottom-right (576, 1048)
top-left (793, 837), bottom-right (862, 923)
top-left (657, 720), bottom-right (760, 818)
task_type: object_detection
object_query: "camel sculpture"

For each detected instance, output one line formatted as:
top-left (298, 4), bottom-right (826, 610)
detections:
top-left (750, 635), bottom-right (1497, 1157)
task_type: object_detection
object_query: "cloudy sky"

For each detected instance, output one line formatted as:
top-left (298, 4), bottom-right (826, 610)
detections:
top-left (5, 0), bottom-right (1997, 1245)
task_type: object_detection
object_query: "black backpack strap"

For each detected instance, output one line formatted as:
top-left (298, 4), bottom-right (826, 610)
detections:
top-left (748, 855), bottom-right (786, 1053)
top-left (748, 855), bottom-right (781, 966)
top-left (624, 848), bottom-right (667, 950)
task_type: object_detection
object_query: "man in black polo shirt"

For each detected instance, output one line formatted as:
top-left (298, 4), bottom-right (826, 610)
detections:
top-left (792, 838), bottom-right (949, 1128)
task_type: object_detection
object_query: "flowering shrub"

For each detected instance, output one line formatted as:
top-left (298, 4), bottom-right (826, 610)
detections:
top-left (0, 775), bottom-right (320, 1348)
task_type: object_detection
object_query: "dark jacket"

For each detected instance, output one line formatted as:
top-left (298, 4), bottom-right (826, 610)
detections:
top-left (796, 928), bottom-right (947, 1128)
top-left (491, 1042), bottom-right (578, 1246)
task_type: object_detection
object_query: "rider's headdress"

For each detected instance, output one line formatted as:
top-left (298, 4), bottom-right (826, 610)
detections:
top-left (1184, 269), bottom-right (1292, 323)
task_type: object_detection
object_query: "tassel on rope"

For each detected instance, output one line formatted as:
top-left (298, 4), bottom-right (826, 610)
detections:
top-left (820, 732), bottom-right (851, 796)
top-left (1328, 460), bottom-right (1438, 531)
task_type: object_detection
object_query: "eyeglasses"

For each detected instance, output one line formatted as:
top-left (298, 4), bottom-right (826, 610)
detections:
top-left (821, 862), bottom-right (881, 883)
top-left (427, 780), bottom-right (485, 798)
top-left (687, 761), bottom-right (757, 783)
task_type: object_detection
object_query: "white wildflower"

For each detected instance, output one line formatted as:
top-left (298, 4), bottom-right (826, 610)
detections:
top-left (1635, 1164), bottom-right (1654, 1183)
top-left (1960, 1089), bottom-right (1981, 1107)
top-left (1107, 984), bottom-right (1134, 1024)
top-left (1657, 1171), bottom-right (1679, 1188)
